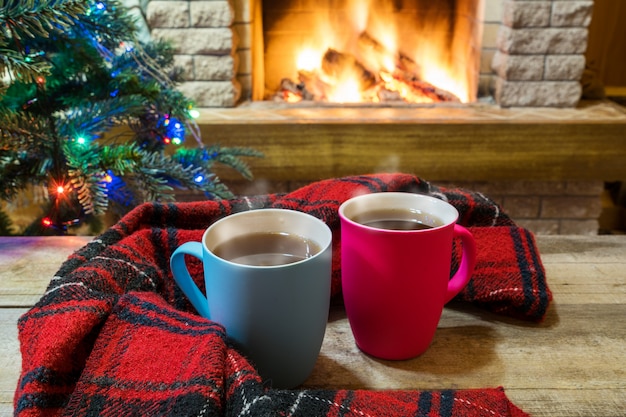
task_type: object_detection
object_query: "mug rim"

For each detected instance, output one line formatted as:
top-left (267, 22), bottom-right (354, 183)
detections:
top-left (202, 208), bottom-right (332, 269)
top-left (338, 192), bottom-right (459, 233)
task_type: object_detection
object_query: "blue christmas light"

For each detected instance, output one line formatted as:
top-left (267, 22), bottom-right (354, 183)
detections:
top-left (194, 174), bottom-right (204, 183)
top-left (103, 170), bottom-right (120, 185)
top-left (157, 114), bottom-right (185, 145)
top-left (202, 149), bottom-right (220, 161)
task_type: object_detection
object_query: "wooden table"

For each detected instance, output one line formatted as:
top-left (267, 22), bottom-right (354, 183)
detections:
top-left (1, 235), bottom-right (625, 417)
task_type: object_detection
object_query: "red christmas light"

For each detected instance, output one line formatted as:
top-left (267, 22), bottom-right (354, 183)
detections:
top-left (50, 179), bottom-right (70, 198)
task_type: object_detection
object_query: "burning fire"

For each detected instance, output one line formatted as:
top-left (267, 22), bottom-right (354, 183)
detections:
top-left (274, 0), bottom-right (481, 104)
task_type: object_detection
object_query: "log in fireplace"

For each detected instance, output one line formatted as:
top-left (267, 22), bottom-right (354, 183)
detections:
top-left (147, 0), bottom-right (594, 108)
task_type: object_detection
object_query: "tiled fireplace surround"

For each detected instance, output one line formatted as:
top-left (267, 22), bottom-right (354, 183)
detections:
top-left (144, 0), bottom-right (626, 235)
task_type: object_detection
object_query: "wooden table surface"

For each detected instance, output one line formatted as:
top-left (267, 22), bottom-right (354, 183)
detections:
top-left (1, 235), bottom-right (625, 417)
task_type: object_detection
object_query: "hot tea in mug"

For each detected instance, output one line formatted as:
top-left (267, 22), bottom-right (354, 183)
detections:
top-left (170, 209), bottom-right (332, 388)
top-left (339, 192), bottom-right (476, 360)
top-left (213, 232), bottom-right (321, 266)
top-left (351, 207), bottom-right (444, 231)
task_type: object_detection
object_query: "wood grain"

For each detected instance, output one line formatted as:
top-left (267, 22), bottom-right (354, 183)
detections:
top-left (1, 235), bottom-right (625, 416)
top-left (0, 237), bottom-right (93, 307)
top-left (203, 120), bottom-right (626, 183)
top-left (586, 0), bottom-right (626, 88)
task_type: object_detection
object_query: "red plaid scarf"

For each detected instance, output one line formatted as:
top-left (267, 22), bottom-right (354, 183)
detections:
top-left (15, 174), bottom-right (550, 416)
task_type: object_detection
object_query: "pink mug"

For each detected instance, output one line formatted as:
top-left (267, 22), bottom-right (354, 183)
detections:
top-left (339, 192), bottom-right (476, 360)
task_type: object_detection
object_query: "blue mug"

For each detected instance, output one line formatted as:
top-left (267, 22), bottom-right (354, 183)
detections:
top-left (170, 209), bottom-right (332, 388)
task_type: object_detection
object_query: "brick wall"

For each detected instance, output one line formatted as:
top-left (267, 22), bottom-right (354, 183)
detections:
top-left (147, 0), bottom-right (242, 106)
top-left (486, 0), bottom-right (593, 107)
top-left (204, 179), bottom-right (604, 235)
top-left (146, 0), bottom-right (594, 108)
top-left (439, 180), bottom-right (604, 235)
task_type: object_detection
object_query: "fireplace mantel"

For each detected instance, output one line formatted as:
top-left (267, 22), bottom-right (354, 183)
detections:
top-left (199, 100), bottom-right (626, 183)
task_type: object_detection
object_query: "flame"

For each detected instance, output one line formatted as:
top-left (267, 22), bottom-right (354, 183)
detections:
top-left (380, 72), bottom-right (433, 104)
top-left (327, 77), bottom-right (362, 103)
top-left (297, 48), bottom-right (322, 72)
top-left (284, 0), bottom-right (479, 104)
top-left (284, 91), bottom-right (302, 103)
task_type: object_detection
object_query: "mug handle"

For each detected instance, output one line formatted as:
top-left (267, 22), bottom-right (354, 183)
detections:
top-left (170, 242), bottom-right (211, 318)
top-left (444, 224), bottom-right (477, 304)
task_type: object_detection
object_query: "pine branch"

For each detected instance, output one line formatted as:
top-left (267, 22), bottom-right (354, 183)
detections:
top-left (0, 206), bottom-right (15, 235)
top-left (56, 96), bottom-right (147, 142)
top-left (99, 143), bottom-right (143, 173)
top-left (210, 146), bottom-right (264, 181)
top-left (63, 139), bottom-right (103, 214)
top-left (1, 0), bottom-right (261, 233)
top-left (136, 150), bottom-right (203, 201)
top-left (101, 147), bottom-right (237, 203)
top-left (0, 112), bottom-right (56, 199)
top-left (173, 146), bottom-right (264, 181)
top-left (0, 48), bottom-right (50, 85)
top-left (0, 110), bottom-right (51, 146)
top-left (70, 0), bottom-right (138, 50)
top-left (0, 0), bottom-right (87, 41)
top-left (103, 174), bottom-right (135, 209)
top-left (68, 167), bottom-right (109, 214)
top-left (0, 149), bottom-right (53, 199)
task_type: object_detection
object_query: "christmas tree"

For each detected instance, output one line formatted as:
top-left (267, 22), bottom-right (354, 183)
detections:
top-left (0, 0), bottom-right (261, 235)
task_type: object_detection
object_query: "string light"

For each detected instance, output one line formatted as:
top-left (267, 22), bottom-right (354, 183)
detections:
top-left (5, 0), bottom-right (240, 236)
top-left (118, 42), bottom-right (133, 52)
top-left (41, 217), bottom-right (80, 231)
top-left (50, 179), bottom-right (70, 199)
top-left (157, 114), bottom-right (185, 145)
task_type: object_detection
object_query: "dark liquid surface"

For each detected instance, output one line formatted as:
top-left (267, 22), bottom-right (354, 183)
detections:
top-left (352, 208), bottom-right (443, 231)
top-left (213, 232), bottom-right (321, 266)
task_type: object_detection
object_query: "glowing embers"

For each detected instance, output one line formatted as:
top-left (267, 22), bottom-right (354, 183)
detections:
top-left (277, 34), bottom-right (460, 104)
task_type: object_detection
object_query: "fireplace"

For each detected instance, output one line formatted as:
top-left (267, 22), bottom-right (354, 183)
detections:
top-left (147, 0), bottom-right (594, 108)
top-left (144, 0), bottom-right (626, 237)
top-left (260, 0), bottom-right (482, 105)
